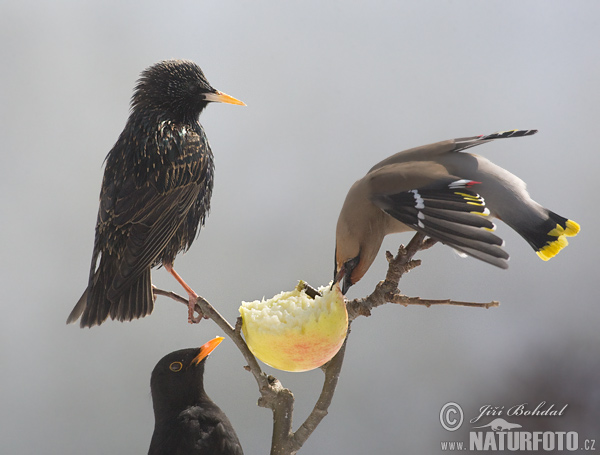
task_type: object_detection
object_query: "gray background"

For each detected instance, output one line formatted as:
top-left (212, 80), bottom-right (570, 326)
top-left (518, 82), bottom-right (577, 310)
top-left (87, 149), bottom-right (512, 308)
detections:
top-left (2, 1), bottom-right (598, 454)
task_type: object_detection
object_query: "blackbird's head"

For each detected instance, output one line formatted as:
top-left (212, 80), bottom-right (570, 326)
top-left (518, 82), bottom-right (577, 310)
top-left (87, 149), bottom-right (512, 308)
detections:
top-left (132, 60), bottom-right (244, 121)
top-left (150, 337), bottom-right (224, 412)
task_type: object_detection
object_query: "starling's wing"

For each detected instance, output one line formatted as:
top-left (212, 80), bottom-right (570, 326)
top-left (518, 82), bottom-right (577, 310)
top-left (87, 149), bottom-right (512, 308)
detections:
top-left (105, 182), bottom-right (201, 301)
top-left (68, 181), bottom-right (198, 326)
top-left (96, 123), bottom-right (211, 303)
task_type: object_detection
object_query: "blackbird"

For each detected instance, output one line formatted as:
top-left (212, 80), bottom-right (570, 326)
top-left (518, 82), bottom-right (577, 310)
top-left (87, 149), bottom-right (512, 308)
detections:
top-left (149, 337), bottom-right (243, 455)
top-left (67, 60), bottom-right (244, 327)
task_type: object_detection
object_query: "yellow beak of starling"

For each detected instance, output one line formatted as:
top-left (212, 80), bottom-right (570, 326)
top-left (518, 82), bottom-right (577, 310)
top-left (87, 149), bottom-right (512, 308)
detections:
top-left (203, 90), bottom-right (246, 106)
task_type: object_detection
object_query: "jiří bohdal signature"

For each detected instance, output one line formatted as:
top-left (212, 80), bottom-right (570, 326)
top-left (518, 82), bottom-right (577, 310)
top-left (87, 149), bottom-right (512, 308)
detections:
top-left (470, 401), bottom-right (568, 424)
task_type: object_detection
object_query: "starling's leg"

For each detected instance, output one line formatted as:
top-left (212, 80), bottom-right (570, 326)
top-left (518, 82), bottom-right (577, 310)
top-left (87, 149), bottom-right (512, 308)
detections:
top-left (163, 264), bottom-right (203, 323)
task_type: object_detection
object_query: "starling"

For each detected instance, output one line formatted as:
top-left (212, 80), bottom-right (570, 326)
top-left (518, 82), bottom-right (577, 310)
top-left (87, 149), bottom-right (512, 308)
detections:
top-left (149, 337), bottom-right (244, 455)
top-left (67, 60), bottom-right (244, 327)
top-left (334, 130), bottom-right (580, 294)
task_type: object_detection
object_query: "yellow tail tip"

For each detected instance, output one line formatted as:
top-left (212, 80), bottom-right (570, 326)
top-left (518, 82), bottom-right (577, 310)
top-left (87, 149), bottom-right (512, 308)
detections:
top-left (536, 236), bottom-right (569, 261)
top-left (547, 219), bottom-right (581, 238)
top-left (564, 219), bottom-right (580, 237)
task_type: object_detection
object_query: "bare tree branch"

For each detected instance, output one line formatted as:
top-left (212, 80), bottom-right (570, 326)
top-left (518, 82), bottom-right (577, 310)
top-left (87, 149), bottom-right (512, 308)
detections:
top-left (152, 288), bottom-right (300, 454)
top-left (153, 287), bottom-right (349, 455)
top-left (152, 288), bottom-right (271, 392)
top-left (289, 336), bottom-right (348, 453)
top-left (154, 232), bottom-right (499, 455)
top-left (346, 233), bottom-right (499, 321)
top-left (387, 294), bottom-right (499, 309)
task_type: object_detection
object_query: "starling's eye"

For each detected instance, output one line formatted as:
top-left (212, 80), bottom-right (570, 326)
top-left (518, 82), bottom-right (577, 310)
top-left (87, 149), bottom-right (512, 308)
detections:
top-left (186, 81), bottom-right (200, 94)
top-left (169, 361), bottom-right (183, 372)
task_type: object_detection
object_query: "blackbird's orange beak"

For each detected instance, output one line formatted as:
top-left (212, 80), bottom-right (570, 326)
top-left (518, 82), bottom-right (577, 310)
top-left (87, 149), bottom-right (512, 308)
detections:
top-left (192, 337), bottom-right (225, 365)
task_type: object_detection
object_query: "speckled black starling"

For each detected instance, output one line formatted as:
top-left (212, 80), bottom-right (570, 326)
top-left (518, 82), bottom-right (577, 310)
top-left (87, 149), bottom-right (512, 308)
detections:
top-left (149, 337), bottom-right (244, 455)
top-left (67, 60), bottom-right (244, 328)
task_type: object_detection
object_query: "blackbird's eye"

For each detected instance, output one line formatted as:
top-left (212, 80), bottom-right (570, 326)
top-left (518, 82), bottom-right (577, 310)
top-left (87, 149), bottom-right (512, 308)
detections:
top-left (169, 361), bottom-right (183, 372)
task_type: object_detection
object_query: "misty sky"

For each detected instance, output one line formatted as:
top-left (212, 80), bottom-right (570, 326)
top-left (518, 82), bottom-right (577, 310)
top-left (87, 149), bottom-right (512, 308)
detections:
top-left (1, 1), bottom-right (599, 454)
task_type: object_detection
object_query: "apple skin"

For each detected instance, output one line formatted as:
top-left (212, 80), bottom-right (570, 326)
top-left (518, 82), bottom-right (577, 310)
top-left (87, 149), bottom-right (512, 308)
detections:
top-left (239, 283), bottom-right (348, 372)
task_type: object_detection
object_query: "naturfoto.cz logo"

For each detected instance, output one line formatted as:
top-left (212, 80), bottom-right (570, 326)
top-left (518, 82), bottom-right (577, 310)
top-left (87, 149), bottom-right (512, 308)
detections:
top-left (439, 402), bottom-right (596, 452)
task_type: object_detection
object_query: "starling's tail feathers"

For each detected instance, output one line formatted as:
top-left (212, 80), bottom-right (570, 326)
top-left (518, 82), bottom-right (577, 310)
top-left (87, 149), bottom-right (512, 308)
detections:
top-left (66, 289), bottom-right (88, 325)
top-left (110, 267), bottom-right (154, 322)
top-left (516, 211), bottom-right (580, 261)
top-left (68, 266), bottom-right (154, 328)
top-left (81, 272), bottom-right (112, 327)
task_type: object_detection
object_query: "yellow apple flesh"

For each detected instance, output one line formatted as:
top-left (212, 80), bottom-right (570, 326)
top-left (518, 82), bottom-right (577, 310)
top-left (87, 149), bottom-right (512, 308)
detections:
top-left (239, 282), bottom-right (348, 372)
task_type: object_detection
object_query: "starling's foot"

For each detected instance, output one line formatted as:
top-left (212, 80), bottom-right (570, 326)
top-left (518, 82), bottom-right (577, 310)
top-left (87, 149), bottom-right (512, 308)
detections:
top-left (164, 263), bottom-right (203, 324)
top-left (188, 295), bottom-right (203, 324)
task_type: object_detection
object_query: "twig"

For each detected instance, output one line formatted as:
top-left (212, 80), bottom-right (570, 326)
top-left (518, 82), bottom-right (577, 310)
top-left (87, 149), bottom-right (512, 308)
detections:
top-left (289, 336), bottom-right (348, 453)
top-left (387, 295), bottom-right (499, 309)
top-left (152, 288), bottom-right (271, 392)
top-left (153, 288), bottom-right (189, 306)
top-left (346, 233), bottom-right (499, 321)
top-left (152, 288), bottom-right (314, 455)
